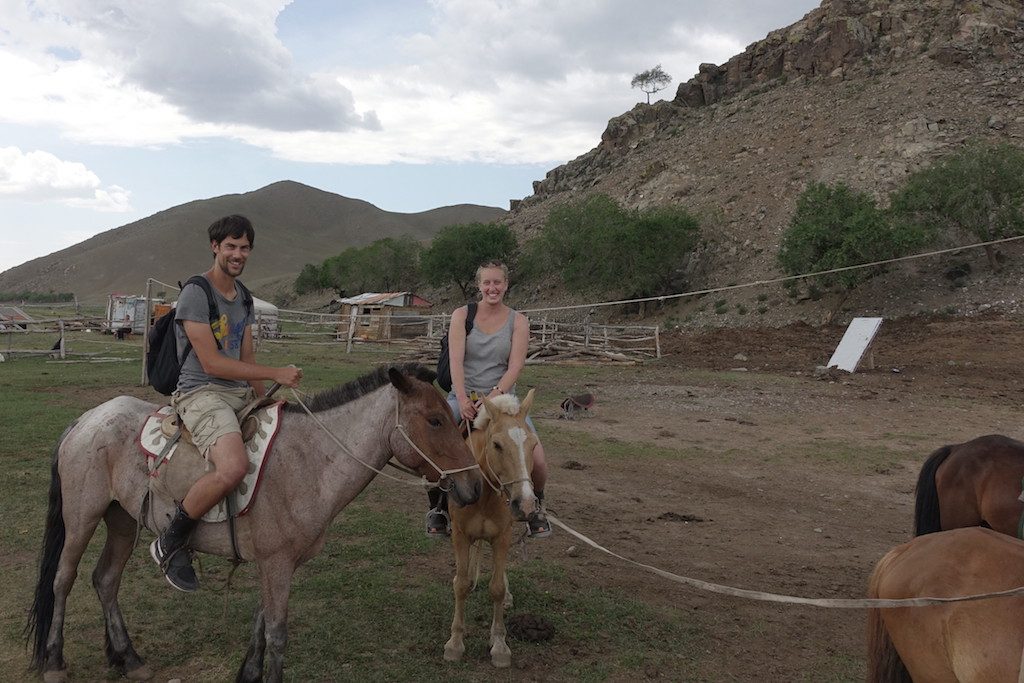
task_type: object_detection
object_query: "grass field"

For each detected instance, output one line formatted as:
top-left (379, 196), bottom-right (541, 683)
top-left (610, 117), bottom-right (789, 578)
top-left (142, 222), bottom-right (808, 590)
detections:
top-left (1, 337), bottom-right (710, 682)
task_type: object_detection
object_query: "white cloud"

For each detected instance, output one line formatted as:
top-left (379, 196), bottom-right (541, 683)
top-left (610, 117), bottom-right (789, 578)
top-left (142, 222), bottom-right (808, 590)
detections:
top-left (0, 146), bottom-right (131, 211)
top-left (0, 0), bottom-right (818, 164)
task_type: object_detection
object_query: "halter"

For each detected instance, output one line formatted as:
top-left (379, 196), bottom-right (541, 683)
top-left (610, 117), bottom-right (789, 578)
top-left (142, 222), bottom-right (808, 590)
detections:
top-left (468, 415), bottom-right (531, 500)
top-left (390, 399), bottom-right (480, 490)
top-left (290, 388), bottom-right (479, 490)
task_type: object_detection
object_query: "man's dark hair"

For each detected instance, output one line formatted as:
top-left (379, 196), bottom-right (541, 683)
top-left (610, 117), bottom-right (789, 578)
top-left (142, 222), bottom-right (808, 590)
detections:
top-left (208, 214), bottom-right (255, 247)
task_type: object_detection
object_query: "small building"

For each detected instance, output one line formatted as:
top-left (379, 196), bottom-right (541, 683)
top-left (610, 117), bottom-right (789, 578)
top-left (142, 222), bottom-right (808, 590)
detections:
top-left (251, 297), bottom-right (280, 339)
top-left (106, 295), bottom-right (154, 335)
top-left (0, 305), bottom-right (32, 330)
top-left (336, 292), bottom-right (433, 341)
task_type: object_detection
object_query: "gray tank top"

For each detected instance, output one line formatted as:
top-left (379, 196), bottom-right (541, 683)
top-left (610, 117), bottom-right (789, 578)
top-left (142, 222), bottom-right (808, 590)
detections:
top-left (462, 307), bottom-right (516, 394)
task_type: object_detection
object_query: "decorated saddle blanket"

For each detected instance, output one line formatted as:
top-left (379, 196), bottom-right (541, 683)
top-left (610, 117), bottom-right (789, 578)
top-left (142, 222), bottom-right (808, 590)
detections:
top-left (138, 402), bottom-right (284, 523)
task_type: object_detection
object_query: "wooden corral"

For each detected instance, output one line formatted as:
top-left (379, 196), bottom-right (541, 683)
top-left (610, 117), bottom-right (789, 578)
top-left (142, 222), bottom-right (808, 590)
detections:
top-left (336, 292), bottom-right (433, 341)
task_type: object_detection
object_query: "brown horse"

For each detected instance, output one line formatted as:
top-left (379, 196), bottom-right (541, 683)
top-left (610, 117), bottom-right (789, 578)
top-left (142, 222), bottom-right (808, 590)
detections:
top-left (26, 364), bottom-right (481, 683)
top-left (914, 434), bottom-right (1024, 537)
top-left (867, 527), bottom-right (1024, 682)
top-left (444, 390), bottom-right (539, 668)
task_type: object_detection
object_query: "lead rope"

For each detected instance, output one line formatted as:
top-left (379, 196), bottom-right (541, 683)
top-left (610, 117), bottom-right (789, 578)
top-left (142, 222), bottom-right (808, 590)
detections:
top-left (548, 513), bottom-right (1024, 609)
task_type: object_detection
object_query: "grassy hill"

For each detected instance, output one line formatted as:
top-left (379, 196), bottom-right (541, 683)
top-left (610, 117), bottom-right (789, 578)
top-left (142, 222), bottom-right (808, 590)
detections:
top-left (0, 180), bottom-right (505, 303)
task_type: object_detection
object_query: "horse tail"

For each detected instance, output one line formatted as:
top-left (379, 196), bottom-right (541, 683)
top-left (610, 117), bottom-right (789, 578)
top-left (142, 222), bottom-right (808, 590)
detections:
top-left (866, 558), bottom-right (912, 683)
top-left (914, 444), bottom-right (952, 536)
top-left (25, 421), bottom-right (75, 671)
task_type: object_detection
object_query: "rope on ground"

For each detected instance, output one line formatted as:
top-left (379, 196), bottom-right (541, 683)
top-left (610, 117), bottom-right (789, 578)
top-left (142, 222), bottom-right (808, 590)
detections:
top-left (548, 514), bottom-right (1024, 609)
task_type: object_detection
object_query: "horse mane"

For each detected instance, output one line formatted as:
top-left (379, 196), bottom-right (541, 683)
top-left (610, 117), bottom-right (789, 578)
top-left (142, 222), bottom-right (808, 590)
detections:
top-left (473, 394), bottom-right (521, 429)
top-left (283, 363), bottom-right (435, 413)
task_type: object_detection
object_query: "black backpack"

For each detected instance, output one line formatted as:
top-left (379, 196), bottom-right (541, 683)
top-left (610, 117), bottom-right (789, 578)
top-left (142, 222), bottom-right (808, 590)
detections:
top-left (436, 302), bottom-right (477, 393)
top-left (146, 275), bottom-right (254, 395)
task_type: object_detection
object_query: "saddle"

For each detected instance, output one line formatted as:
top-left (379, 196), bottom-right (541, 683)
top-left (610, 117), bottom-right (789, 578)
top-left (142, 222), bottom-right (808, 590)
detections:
top-left (559, 392), bottom-right (595, 420)
top-left (159, 396), bottom-right (277, 445)
top-left (139, 397), bottom-right (285, 523)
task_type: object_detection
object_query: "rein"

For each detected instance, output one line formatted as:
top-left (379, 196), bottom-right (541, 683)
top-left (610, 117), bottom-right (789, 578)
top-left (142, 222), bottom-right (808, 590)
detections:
top-left (289, 388), bottom-right (479, 489)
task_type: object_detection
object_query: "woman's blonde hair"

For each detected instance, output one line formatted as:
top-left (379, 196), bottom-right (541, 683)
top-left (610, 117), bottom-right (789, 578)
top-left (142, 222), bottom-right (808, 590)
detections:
top-left (475, 260), bottom-right (510, 285)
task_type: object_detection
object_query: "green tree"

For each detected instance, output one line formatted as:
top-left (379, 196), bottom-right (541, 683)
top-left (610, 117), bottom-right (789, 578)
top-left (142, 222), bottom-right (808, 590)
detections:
top-left (778, 182), bottom-right (928, 313)
top-left (535, 194), bottom-right (700, 301)
top-left (294, 263), bottom-right (324, 295)
top-left (312, 236), bottom-right (422, 297)
top-left (631, 65), bottom-right (672, 104)
top-left (421, 222), bottom-right (518, 298)
top-left (890, 143), bottom-right (1024, 271)
top-left (358, 236), bottom-right (423, 291)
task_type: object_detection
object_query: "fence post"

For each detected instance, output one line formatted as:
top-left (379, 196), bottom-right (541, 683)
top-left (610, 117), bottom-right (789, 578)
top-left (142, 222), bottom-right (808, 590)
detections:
top-left (141, 278), bottom-right (153, 386)
top-left (345, 309), bottom-right (358, 354)
top-left (58, 320), bottom-right (66, 359)
top-left (654, 325), bottom-right (662, 359)
top-left (584, 311), bottom-right (592, 349)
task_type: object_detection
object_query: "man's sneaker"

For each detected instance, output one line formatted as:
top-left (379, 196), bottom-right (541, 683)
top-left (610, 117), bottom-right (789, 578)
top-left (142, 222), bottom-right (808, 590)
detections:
top-left (150, 538), bottom-right (199, 592)
top-left (527, 511), bottom-right (552, 539)
top-left (425, 507), bottom-right (451, 538)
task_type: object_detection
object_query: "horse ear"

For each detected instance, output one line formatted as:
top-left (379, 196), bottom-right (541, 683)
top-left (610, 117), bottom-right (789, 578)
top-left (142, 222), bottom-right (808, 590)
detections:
top-left (480, 396), bottom-right (497, 422)
top-left (388, 367), bottom-right (412, 394)
top-left (518, 388), bottom-right (535, 417)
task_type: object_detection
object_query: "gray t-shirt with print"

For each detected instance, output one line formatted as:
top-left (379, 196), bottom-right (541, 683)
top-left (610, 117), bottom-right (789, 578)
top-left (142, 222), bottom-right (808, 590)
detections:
top-left (173, 277), bottom-right (253, 393)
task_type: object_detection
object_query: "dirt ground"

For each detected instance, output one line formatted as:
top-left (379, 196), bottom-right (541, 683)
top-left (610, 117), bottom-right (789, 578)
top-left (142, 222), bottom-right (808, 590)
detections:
top-left (405, 313), bottom-right (1024, 681)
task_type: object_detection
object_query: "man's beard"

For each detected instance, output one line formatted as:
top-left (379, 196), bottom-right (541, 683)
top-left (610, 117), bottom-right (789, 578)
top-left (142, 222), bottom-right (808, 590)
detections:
top-left (218, 258), bottom-right (245, 276)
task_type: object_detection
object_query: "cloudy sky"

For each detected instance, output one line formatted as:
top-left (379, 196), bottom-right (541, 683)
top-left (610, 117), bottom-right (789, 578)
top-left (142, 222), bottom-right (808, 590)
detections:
top-left (0, 0), bottom-right (820, 273)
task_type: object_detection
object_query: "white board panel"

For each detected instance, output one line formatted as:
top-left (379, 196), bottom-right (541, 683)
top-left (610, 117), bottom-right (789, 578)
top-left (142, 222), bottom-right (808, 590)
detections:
top-left (826, 317), bottom-right (883, 372)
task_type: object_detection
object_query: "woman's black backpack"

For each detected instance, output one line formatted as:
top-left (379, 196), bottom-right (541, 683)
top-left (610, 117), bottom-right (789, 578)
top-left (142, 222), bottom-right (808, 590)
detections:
top-left (436, 302), bottom-right (477, 393)
top-left (146, 276), bottom-right (253, 395)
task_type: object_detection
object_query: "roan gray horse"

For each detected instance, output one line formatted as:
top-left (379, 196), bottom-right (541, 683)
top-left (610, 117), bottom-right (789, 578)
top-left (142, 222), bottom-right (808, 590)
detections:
top-left (27, 364), bottom-right (482, 683)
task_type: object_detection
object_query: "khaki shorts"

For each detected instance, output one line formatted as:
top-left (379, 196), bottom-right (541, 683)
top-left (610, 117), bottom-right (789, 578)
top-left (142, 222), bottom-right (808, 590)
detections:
top-left (172, 384), bottom-right (256, 456)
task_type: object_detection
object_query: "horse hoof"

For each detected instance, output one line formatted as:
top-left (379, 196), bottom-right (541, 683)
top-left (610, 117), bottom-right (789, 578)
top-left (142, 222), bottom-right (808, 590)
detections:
top-left (126, 664), bottom-right (154, 680)
top-left (491, 651), bottom-right (512, 668)
top-left (443, 644), bottom-right (464, 662)
top-left (42, 670), bottom-right (68, 683)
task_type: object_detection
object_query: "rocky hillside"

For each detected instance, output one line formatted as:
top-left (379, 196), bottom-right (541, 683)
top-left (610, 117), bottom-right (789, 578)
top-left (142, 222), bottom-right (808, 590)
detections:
top-left (507, 0), bottom-right (1024, 325)
top-left (0, 181), bottom-right (505, 303)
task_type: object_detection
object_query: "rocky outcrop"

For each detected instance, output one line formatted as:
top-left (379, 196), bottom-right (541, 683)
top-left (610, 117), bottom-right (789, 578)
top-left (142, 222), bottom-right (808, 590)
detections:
top-left (675, 0), bottom-right (1022, 109)
top-left (524, 0), bottom-right (1024, 203)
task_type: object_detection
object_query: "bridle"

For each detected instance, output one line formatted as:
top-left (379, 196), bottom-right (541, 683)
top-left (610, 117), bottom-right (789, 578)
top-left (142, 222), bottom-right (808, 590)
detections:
top-left (469, 417), bottom-right (531, 500)
top-left (390, 399), bottom-right (480, 491)
top-left (290, 387), bottom-right (479, 490)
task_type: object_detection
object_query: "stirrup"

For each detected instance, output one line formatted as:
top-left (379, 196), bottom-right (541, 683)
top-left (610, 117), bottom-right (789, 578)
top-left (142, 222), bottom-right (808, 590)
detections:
top-left (425, 508), bottom-right (451, 538)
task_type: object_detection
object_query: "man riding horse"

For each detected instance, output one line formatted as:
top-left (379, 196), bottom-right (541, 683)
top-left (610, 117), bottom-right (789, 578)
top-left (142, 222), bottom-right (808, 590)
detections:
top-left (150, 215), bottom-right (302, 592)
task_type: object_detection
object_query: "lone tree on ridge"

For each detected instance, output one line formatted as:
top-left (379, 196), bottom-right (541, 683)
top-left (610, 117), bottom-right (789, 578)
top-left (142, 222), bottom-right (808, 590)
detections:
top-left (631, 65), bottom-right (672, 104)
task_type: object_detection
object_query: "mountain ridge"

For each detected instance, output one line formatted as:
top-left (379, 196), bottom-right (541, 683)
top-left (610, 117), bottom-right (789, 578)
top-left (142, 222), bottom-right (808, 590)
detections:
top-left (0, 180), bottom-right (505, 303)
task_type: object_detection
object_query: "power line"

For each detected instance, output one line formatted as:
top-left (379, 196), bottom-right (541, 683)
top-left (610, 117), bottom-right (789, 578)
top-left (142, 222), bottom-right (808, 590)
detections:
top-left (519, 234), bottom-right (1024, 314)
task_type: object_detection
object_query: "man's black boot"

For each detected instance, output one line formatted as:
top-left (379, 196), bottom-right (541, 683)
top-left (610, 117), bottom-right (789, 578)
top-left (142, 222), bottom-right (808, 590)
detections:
top-left (527, 490), bottom-right (552, 539)
top-left (150, 502), bottom-right (200, 592)
top-left (425, 488), bottom-right (450, 538)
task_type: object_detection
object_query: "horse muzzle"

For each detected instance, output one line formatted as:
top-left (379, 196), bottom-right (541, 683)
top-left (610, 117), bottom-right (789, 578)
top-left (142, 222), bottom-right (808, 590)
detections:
top-left (509, 493), bottom-right (539, 521)
top-left (447, 469), bottom-right (482, 507)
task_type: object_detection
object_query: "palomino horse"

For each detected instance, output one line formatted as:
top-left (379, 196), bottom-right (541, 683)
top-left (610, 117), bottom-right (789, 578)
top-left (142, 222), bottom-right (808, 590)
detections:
top-left (867, 527), bottom-right (1024, 682)
top-left (444, 390), bottom-right (539, 668)
top-left (26, 364), bottom-right (481, 683)
top-left (914, 434), bottom-right (1024, 537)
